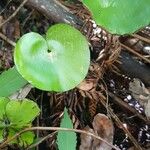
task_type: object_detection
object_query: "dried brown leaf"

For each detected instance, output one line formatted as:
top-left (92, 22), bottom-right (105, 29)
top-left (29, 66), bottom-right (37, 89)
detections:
top-left (77, 80), bottom-right (94, 91)
top-left (129, 78), bottom-right (150, 118)
top-left (92, 113), bottom-right (114, 150)
top-left (79, 113), bottom-right (114, 150)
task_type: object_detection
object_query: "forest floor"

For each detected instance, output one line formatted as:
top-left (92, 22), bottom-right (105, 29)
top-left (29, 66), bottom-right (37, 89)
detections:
top-left (0, 0), bottom-right (150, 150)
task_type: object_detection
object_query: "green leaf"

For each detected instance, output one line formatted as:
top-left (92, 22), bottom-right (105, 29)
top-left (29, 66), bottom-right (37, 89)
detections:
top-left (18, 131), bottom-right (35, 147)
top-left (0, 97), bottom-right (9, 121)
top-left (83, 0), bottom-right (150, 34)
top-left (0, 67), bottom-right (28, 97)
top-left (0, 128), bottom-right (35, 147)
top-left (57, 108), bottom-right (76, 150)
top-left (0, 98), bottom-right (39, 147)
top-left (0, 129), bottom-right (5, 143)
top-left (7, 129), bottom-right (18, 144)
top-left (0, 128), bottom-right (18, 144)
top-left (14, 23), bottom-right (90, 92)
top-left (6, 99), bottom-right (40, 128)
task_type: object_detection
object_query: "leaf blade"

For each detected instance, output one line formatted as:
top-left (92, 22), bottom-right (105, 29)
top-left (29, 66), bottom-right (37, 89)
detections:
top-left (83, 0), bottom-right (150, 34)
top-left (57, 108), bottom-right (76, 150)
top-left (0, 97), bottom-right (9, 121)
top-left (6, 99), bottom-right (40, 128)
top-left (0, 67), bottom-right (28, 97)
top-left (14, 24), bottom-right (90, 92)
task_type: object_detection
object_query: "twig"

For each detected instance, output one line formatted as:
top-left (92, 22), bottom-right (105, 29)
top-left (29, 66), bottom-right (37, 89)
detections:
top-left (0, 126), bottom-right (120, 150)
top-left (0, 32), bottom-right (16, 46)
top-left (120, 43), bottom-right (150, 64)
top-left (25, 0), bottom-right (83, 28)
top-left (0, 0), bottom-right (29, 29)
top-left (118, 51), bottom-right (150, 86)
top-left (132, 33), bottom-right (150, 44)
top-left (108, 92), bottom-right (148, 123)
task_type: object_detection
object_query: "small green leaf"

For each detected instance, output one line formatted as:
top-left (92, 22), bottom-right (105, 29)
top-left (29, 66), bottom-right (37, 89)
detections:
top-left (0, 129), bottom-right (18, 144)
top-left (1, 128), bottom-right (35, 147)
top-left (18, 131), bottom-right (35, 147)
top-left (0, 129), bottom-right (5, 143)
top-left (0, 98), bottom-right (39, 147)
top-left (14, 23), bottom-right (90, 92)
top-left (83, 0), bottom-right (150, 34)
top-left (0, 97), bottom-right (9, 121)
top-left (7, 129), bottom-right (18, 144)
top-left (6, 99), bottom-right (40, 128)
top-left (0, 67), bottom-right (28, 97)
top-left (57, 108), bottom-right (76, 150)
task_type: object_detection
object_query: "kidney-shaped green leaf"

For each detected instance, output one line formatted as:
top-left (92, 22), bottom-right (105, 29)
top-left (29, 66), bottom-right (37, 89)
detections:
top-left (14, 23), bottom-right (90, 92)
top-left (83, 0), bottom-right (150, 34)
top-left (6, 99), bottom-right (40, 128)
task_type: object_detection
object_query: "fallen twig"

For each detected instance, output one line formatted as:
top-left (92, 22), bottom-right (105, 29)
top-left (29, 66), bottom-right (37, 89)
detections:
top-left (24, 0), bottom-right (83, 28)
top-left (120, 43), bottom-right (150, 64)
top-left (132, 33), bottom-right (150, 44)
top-left (108, 92), bottom-right (148, 123)
top-left (118, 51), bottom-right (150, 86)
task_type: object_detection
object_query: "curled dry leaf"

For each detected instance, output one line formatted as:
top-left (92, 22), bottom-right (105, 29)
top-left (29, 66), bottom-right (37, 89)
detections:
top-left (92, 113), bottom-right (114, 150)
top-left (129, 78), bottom-right (150, 118)
top-left (79, 113), bottom-right (114, 150)
top-left (77, 79), bottom-right (95, 91)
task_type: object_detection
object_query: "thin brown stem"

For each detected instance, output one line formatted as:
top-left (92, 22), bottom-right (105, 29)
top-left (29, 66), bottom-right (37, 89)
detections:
top-left (0, 126), bottom-right (120, 150)
top-left (132, 33), bottom-right (150, 44)
top-left (120, 43), bottom-right (150, 64)
top-left (0, 32), bottom-right (16, 46)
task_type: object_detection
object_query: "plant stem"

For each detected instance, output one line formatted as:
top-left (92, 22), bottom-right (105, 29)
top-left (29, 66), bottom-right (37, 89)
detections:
top-left (0, 126), bottom-right (120, 150)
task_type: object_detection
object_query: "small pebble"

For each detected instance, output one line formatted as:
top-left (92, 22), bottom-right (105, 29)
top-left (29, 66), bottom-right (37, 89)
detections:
top-left (124, 98), bottom-right (128, 102)
top-left (145, 125), bottom-right (148, 130)
top-left (128, 103), bottom-right (134, 106)
top-left (139, 107), bottom-right (144, 111)
top-left (93, 23), bottom-right (97, 28)
top-left (97, 34), bottom-right (101, 38)
top-left (110, 83), bottom-right (114, 87)
top-left (145, 26), bottom-right (150, 29)
top-left (146, 133), bottom-right (150, 138)
top-left (123, 123), bottom-right (127, 129)
top-left (120, 144), bottom-right (123, 148)
top-left (127, 95), bottom-right (132, 100)
top-left (143, 46), bottom-right (150, 54)
top-left (103, 36), bottom-right (107, 40)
